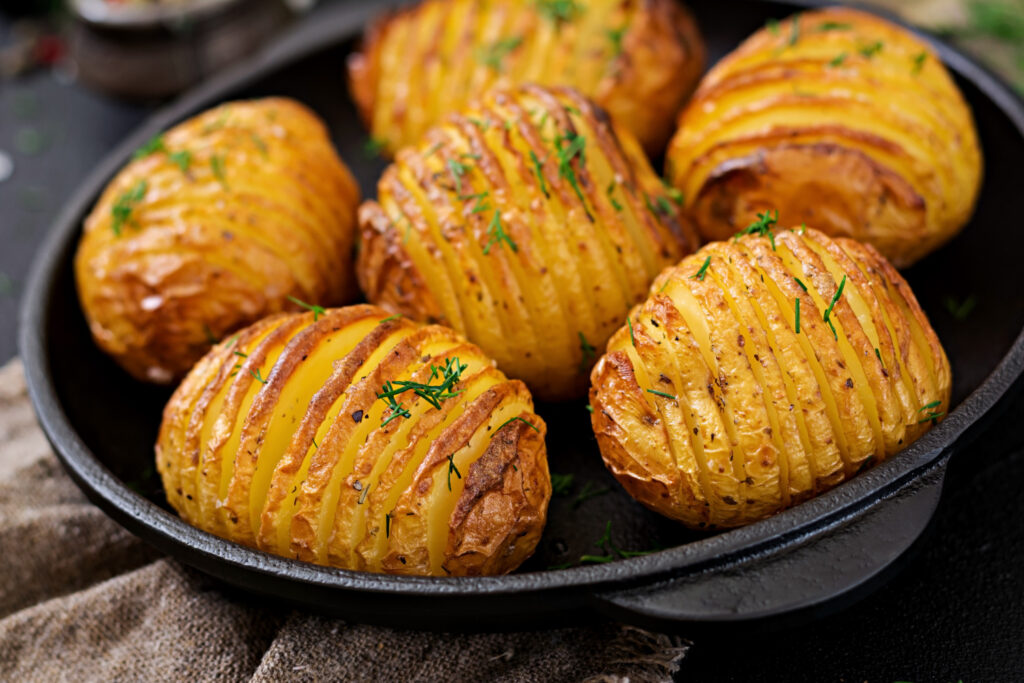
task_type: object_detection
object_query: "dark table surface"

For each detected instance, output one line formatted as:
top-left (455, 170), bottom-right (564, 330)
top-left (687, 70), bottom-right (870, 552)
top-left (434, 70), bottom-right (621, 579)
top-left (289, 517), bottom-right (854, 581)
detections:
top-left (2, 4), bottom-right (1023, 682)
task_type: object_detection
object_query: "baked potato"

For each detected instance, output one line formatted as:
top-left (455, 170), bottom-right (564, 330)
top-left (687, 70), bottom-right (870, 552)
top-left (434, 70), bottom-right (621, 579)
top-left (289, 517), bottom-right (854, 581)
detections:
top-left (348, 0), bottom-right (705, 156)
top-left (665, 7), bottom-right (982, 268)
top-left (155, 304), bottom-right (550, 576)
top-left (356, 85), bottom-right (701, 401)
top-left (75, 98), bottom-right (360, 384)
top-left (589, 221), bottom-right (951, 528)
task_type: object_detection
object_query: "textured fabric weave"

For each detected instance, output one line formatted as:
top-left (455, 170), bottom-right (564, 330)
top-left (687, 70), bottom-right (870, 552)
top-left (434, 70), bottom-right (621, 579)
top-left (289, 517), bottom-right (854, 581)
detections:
top-left (0, 360), bottom-right (688, 682)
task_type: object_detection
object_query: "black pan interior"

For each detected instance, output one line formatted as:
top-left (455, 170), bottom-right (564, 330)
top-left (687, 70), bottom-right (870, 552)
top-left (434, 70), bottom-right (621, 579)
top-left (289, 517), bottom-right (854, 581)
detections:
top-left (37, 1), bottom-right (1024, 584)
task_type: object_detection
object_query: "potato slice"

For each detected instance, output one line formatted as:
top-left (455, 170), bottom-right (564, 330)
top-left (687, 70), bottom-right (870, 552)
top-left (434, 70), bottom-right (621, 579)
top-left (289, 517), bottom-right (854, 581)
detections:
top-left (589, 226), bottom-right (951, 528)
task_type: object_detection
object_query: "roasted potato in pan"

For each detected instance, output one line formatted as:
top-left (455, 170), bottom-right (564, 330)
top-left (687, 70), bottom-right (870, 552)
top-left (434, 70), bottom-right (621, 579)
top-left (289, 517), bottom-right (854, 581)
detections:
top-left (666, 7), bottom-right (982, 268)
top-left (75, 98), bottom-right (360, 384)
top-left (156, 305), bottom-right (550, 576)
top-left (356, 85), bottom-right (701, 401)
top-left (348, 0), bottom-right (705, 156)
top-left (590, 222), bottom-right (951, 528)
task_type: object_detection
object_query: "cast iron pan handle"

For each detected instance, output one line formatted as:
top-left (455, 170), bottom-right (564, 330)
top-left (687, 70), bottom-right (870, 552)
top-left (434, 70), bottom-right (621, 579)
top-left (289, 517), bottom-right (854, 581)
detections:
top-left (590, 458), bottom-right (948, 628)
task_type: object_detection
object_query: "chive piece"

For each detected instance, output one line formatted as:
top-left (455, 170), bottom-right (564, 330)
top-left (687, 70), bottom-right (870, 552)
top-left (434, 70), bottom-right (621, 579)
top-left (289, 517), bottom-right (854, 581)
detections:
top-left (944, 295), bottom-right (976, 321)
top-left (287, 295), bottom-right (326, 321)
top-left (233, 350), bottom-right (248, 358)
top-left (733, 209), bottom-right (778, 248)
top-left (494, 415), bottom-right (540, 435)
top-left (446, 453), bottom-right (462, 491)
top-left (168, 150), bottom-right (192, 173)
top-left (918, 411), bottom-right (945, 424)
top-left (586, 404), bottom-right (594, 413)
top-left (579, 332), bottom-right (597, 372)
top-left (535, 0), bottom-right (582, 25)
top-left (691, 256), bottom-right (711, 281)
top-left (795, 297), bottom-right (801, 334)
top-left (250, 133), bottom-right (268, 158)
top-left (377, 357), bottom-right (467, 426)
top-left (203, 324), bottom-right (218, 345)
top-left (789, 14), bottom-right (801, 46)
top-left (210, 153), bottom-right (228, 189)
top-left (250, 368), bottom-right (268, 385)
top-left (379, 314), bottom-right (403, 324)
top-left (466, 118), bottom-right (490, 132)
top-left (606, 181), bottom-right (622, 211)
top-left (794, 277), bottom-right (808, 292)
top-left (657, 279), bottom-right (671, 294)
top-left (110, 179), bottom-right (148, 237)
top-left (550, 472), bottom-right (574, 495)
top-left (646, 388), bottom-right (676, 400)
top-left (529, 150), bottom-right (549, 197)
top-left (554, 131), bottom-right (588, 207)
top-left (919, 400), bottom-right (942, 412)
top-left (606, 26), bottom-right (626, 57)
top-left (358, 482), bottom-right (371, 504)
top-left (822, 274), bottom-right (847, 340)
top-left (483, 209), bottom-right (517, 254)
top-left (766, 18), bottom-right (780, 35)
top-left (912, 51), bottom-right (928, 74)
top-left (817, 21), bottom-right (852, 31)
top-left (364, 137), bottom-right (386, 158)
top-left (385, 512), bottom-right (391, 538)
top-left (875, 347), bottom-right (883, 364)
top-left (446, 157), bottom-right (471, 196)
top-left (627, 317), bottom-right (636, 347)
top-left (133, 134), bottom-right (165, 159)
top-left (476, 36), bottom-right (523, 71)
top-left (828, 52), bottom-right (848, 67)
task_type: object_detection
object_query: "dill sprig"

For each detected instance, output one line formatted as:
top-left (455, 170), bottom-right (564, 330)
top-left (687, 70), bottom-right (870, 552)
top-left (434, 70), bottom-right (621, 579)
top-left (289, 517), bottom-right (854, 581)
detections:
top-left (447, 157), bottom-right (471, 196)
top-left (446, 453), bottom-right (462, 491)
top-left (733, 209), bottom-right (779, 248)
top-left (476, 36), bottom-right (523, 71)
top-left (494, 415), bottom-right (540, 436)
top-left (817, 21), bottom-right (852, 31)
top-left (691, 256), bottom-right (711, 281)
top-left (606, 181), bottom-right (622, 211)
top-left (110, 179), bottom-right (148, 236)
top-left (859, 41), bottom-right (884, 58)
top-left (377, 357), bottom-right (467, 427)
top-left (250, 368), bottom-right (268, 385)
top-left (529, 150), bottom-right (549, 197)
top-left (554, 130), bottom-right (588, 206)
top-left (822, 274), bottom-right (847, 340)
top-left (168, 150), bottom-right (192, 173)
top-left (133, 134), bottom-right (166, 159)
top-left (483, 209), bottom-right (517, 254)
top-left (550, 472), bottom-right (574, 496)
top-left (646, 388), bottom-right (676, 400)
top-left (287, 295), bottom-right (326, 321)
top-left (535, 0), bottom-right (582, 25)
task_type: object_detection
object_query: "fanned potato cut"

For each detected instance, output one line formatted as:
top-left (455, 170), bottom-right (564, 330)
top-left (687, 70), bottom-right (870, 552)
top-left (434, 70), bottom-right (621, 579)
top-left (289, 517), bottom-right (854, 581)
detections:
top-left (348, 0), bottom-right (704, 155)
top-left (665, 8), bottom-right (982, 268)
top-left (356, 85), bottom-right (701, 400)
top-left (75, 98), bottom-right (361, 384)
top-left (155, 305), bottom-right (550, 576)
top-left (589, 225), bottom-right (951, 528)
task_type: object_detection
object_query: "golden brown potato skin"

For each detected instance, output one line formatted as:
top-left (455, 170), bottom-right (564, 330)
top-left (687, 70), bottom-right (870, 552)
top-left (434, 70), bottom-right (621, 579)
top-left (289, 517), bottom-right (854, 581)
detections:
top-left (74, 98), bottom-right (360, 384)
top-left (348, 0), bottom-right (705, 156)
top-left (356, 85), bottom-right (701, 401)
top-left (666, 8), bottom-right (982, 268)
top-left (589, 227), bottom-right (951, 529)
top-left (155, 305), bottom-right (550, 576)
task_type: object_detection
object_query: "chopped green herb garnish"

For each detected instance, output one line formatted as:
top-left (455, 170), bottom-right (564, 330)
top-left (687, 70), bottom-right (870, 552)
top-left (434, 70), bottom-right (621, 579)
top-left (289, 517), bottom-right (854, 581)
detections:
top-left (133, 134), bottom-right (166, 159)
top-left (476, 36), bottom-right (523, 71)
top-left (817, 21), bottom-right (852, 31)
top-left (233, 350), bottom-right (248, 358)
top-left (203, 324), bottom-right (218, 345)
top-left (859, 41), bottom-right (884, 58)
top-left (734, 209), bottom-right (779, 248)
top-left (828, 52), bottom-right (848, 67)
top-left (110, 179), bottom-right (148, 236)
top-left (627, 317), bottom-right (636, 347)
top-left (789, 14), bottom-right (801, 46)
top-left (380, 314), bottom-right (403, 324)
top-left (446, 453), bottom-right (462, 491)
top-left (606, 26), bottom-right (626, 57)
top-left (250, 368), bottom-right (268, 385)
top-left (691, 256), bottom-right (711, 281)
top-left (358, 482), bottom-right (371, 504)
top-left (766, 18), bottom-right (780, 35)
top-left (250, 133), bottom-right (268, 158)
top-left (822, 274), bottom-right (847, 340)
top-left (912, 51), bottom-right (928, 74)
top-left (210, 153), bottom-right (228, 189)
top-left (646, 388), bottom-right (676, 400)
top-left (447, 158), bottom-right (471, 196)
top-left (919, 400), bottom-right (942, 412)
top-left (662, 181), bottom-right (685, 207)
top-left (606, 181), bottom-right (622, 211)
top-left (483, 209), bottom-right (517, 254)
top-left (378, 357), bottom-right (467, 427)
top-left (875, 347), bottom-right (883, 363)
top-left (535, 0), bottom-right (582, 25)
top-left (794, 277), bottom-right (808, 292)
top-left (364, 137), bottom-right (386, 158)
top-left (551, 472), bottom-right (574, 496)
top-left (494, 415), bottom-right (540, 435)
top-left (554, 131), bottom-right (588, 206)
top-left (795, 297), bottom-right (801, 334)
top-left (287, 295), bottom-right (326, 321)
top-left (385, 512), bottom-right (391, 537)
top-left (586, 404), bottom-right (594, 413)
top-left (918, 409), bottom-right (944, 424)
top-left (529, 150), bottom-right (549, 197)
top-left (168, 150), bottom-right (192, 173)
top-left (944, 295), bottom-right (976, 321)
top-left (579, 331), bottom-right (597, 372)
top-left (467, 117), bottom-right (490, 132)
top-left (572, 481), bottom-right (610, 509)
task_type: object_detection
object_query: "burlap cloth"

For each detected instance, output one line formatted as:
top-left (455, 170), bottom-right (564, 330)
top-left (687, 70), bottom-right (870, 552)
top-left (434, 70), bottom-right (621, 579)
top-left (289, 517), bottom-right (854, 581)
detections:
top-left (0, 359), bottom-right (688, 681)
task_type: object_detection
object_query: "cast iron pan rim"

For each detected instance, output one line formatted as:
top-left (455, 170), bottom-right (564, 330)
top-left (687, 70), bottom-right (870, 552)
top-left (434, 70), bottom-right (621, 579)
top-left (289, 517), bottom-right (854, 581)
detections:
top-left (18, 0), bottom-right (1024, 598)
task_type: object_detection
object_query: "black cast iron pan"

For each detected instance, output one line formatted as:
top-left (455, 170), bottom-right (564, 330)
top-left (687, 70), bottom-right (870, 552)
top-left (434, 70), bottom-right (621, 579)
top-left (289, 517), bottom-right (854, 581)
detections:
top-left (18, 0), bottom-right (1024, 632)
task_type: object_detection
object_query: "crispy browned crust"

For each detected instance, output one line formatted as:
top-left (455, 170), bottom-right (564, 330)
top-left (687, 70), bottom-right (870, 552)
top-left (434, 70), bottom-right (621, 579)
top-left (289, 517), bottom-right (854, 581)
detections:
top-left (589, 227), bottom-right (952, 529)
top-left (347, 0), bottom-right (704, 156)
top-left (75, 97), bottom-right (361, 384)
top-left (355, 84), bottom-right (699, 401)
top-left (156, 305), bottom-right (550, 576)
top-left (666, 7), bottom-right (982, 267)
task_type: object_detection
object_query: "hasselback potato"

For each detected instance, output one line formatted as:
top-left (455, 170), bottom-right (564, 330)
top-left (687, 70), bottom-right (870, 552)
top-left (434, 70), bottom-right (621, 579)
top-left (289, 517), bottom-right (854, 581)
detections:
top-left (589, 222), bottom-right (951, 528)
top-left (356, 85), bottom-right (700, 401)
top-left (348, 0), bottom-right (705, 155)
top-left (156, 305), bottom-right (550, 576)
top-left (75, 98), bottom-right (360, 384)
top-left (665, 7), bottom-right (982, 268)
